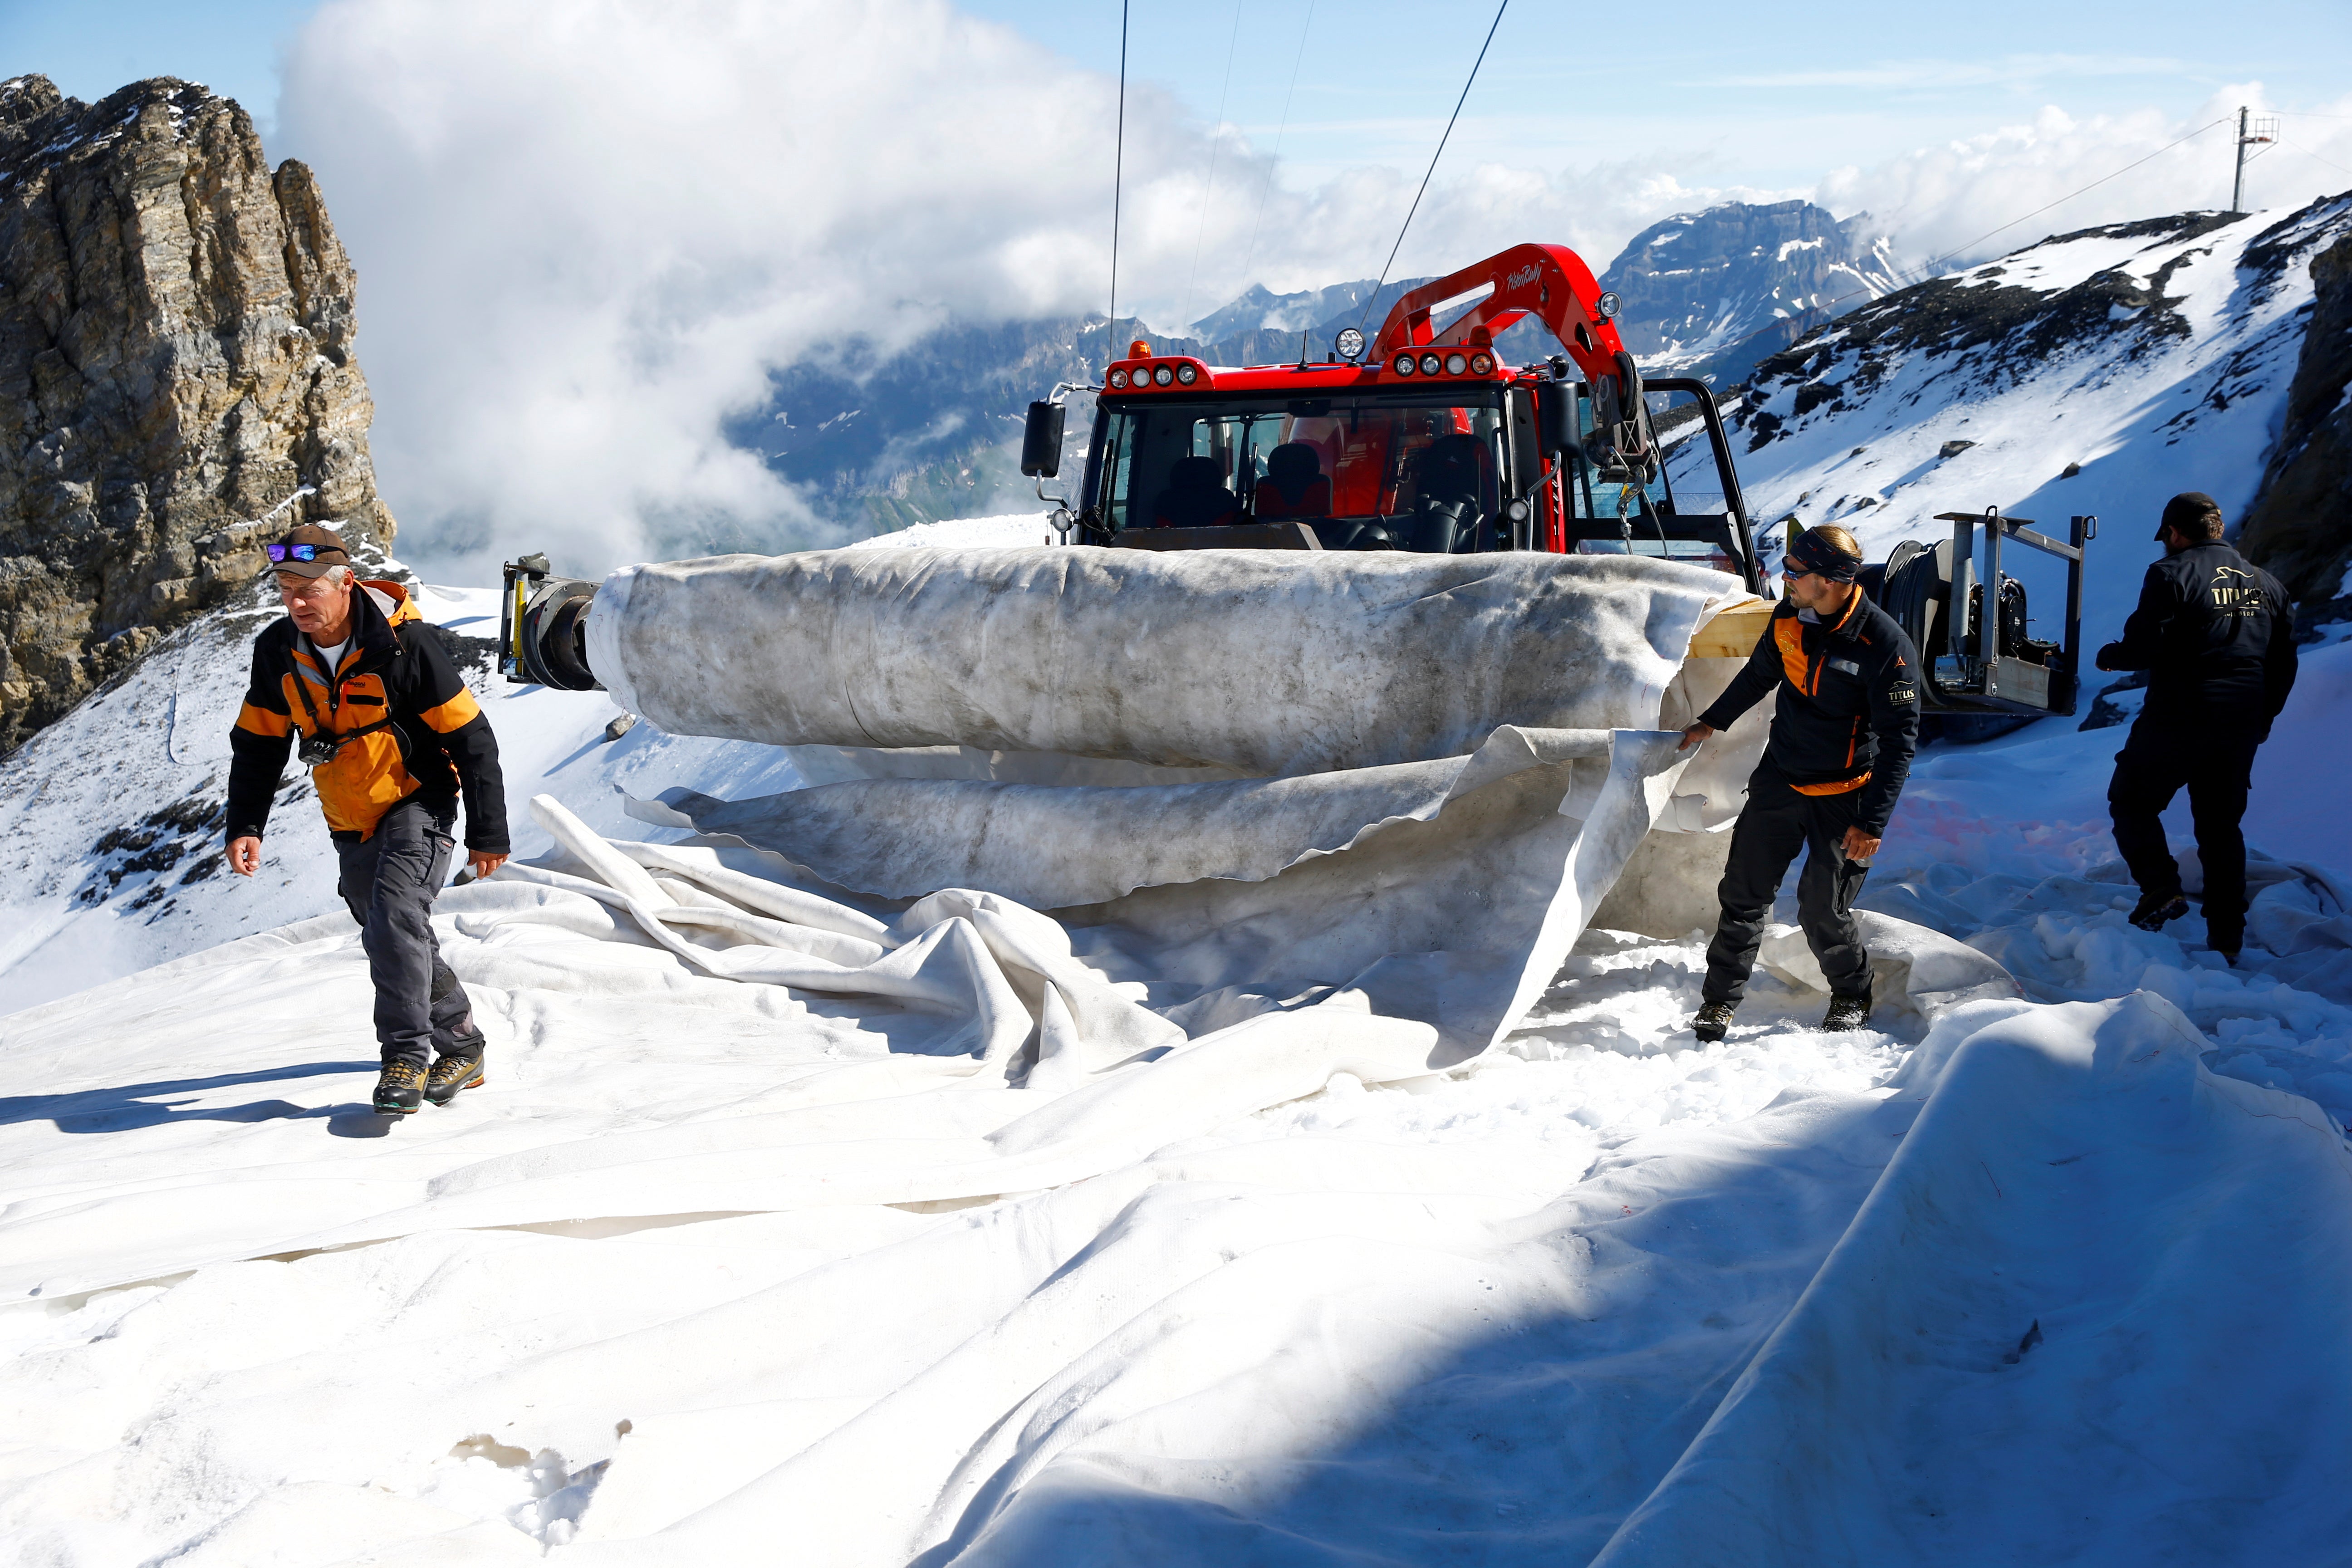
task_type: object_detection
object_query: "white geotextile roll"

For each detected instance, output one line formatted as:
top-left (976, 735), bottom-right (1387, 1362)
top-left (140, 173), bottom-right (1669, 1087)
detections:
top-left (590, 547), bottom-right (1735, 775)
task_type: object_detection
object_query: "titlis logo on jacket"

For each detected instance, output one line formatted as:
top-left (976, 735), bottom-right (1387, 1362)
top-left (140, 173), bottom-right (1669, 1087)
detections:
top-left (1888, 681), bottom-right (1917, 705)
top-left (2210, 565), bottom-right (2263, 607)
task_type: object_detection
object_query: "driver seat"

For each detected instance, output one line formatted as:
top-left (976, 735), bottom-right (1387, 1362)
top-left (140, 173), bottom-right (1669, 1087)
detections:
top-left (1254, 443), bottom-right (1332, 519)
top-left (1147, 456), bottom-right (1242, 529)
top-left (1403, 433), bottom-right (1486, 553)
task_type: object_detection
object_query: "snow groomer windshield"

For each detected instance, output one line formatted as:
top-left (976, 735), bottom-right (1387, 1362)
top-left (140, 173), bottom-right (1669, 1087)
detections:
top-left (1095, 390), bottom-right (1512, 552)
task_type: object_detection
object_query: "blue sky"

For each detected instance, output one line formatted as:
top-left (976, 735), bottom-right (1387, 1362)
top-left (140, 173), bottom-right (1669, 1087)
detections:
top-left (10, 0), bottom-right (2352, 206)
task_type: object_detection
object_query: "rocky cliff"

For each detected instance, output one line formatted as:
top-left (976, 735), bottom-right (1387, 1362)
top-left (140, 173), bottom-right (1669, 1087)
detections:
top-left (0, 74), bottom-right (394, 755)
top-left (2239, 231), bottom-right (2352, 610)
top-left (1598, 200), bottom-right (1903, 365)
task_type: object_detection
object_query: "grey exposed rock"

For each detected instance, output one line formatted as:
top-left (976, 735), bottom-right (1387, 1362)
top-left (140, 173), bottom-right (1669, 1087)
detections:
top-left (1598, 201), bottom-right (1904, 361)
top-left (2240, 232), bottom-right (2352, 604)
top-left (0, 74), bottom-right (394, 755)
top-left (1939, 440), bottom-right (1977, 459)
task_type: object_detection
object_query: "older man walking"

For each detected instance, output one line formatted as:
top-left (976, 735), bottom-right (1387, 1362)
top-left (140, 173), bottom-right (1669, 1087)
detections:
top-left (225, 524), bottom-right (510, 1114)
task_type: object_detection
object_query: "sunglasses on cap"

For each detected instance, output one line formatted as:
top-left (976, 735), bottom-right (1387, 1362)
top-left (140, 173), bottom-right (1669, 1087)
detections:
top-left (266, 543), bottom-right (346, 563)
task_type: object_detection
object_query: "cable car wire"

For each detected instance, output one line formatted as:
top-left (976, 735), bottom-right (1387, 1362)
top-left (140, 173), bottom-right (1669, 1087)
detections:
top-left (1107, 0), bottom-right (1130, 352)
top-left (1356, 0), bottom-right (1509, 339)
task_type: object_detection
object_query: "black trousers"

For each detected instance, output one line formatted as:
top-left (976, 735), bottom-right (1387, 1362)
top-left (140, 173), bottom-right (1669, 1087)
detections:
top-left (2107, 710), bottom-right (2264, 952)
top-left (335, 795), bottom-right (482, 1069)
top-left (1703, 760), bottom-right (1874, 1006)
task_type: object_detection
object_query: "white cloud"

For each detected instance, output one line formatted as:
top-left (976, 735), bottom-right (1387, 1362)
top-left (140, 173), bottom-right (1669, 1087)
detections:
top-left (279, 0), bottom-right (1177, 576)
top-left (1818, 87), bottom-right (2352, 276)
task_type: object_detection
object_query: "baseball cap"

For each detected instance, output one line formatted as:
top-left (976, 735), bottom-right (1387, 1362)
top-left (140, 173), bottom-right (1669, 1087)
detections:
top-left (267, 523), bottom-right (352, 578)
top-left (2156, 492), bottom-right (2220, 542)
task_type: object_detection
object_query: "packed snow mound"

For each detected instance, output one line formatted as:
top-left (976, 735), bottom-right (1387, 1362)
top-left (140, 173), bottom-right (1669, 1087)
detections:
top-left (844, 513), bottom-right (1053, 550)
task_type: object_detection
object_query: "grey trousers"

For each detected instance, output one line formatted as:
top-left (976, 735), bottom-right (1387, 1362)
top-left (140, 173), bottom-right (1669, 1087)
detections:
top-left (335, 795), bottom-right (482, 1069)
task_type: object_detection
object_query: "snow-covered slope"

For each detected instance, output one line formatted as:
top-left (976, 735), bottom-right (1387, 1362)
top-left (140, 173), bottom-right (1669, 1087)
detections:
top-left (1694, 196), bottom-right (2352, 645)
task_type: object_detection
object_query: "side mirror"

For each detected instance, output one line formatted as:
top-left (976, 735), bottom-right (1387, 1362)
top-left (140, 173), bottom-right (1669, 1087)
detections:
top-left (1537, 384), bottom-right (1574, 457)
top-left (1019, 401), bottom-right (1065, 479)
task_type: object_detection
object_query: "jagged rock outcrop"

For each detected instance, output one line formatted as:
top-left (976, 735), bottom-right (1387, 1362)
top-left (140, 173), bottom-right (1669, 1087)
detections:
top-left (1598, 201), bottom-right (1903, 363)
top-left (2240, 232), bottom-right (2352, 608)
top-left (0, 74), bottom-right (394, 755)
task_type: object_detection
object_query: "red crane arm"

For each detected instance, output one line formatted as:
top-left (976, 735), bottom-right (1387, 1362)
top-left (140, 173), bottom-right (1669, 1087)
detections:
top-left (1367, 243), bottom-right (1628, 381)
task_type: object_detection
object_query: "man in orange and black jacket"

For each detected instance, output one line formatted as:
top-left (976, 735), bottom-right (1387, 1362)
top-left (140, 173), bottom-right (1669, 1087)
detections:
top-left (1676, 523), bottom-right (1920, 1040)
top-left (225, 524), bottom-right (509, 1115)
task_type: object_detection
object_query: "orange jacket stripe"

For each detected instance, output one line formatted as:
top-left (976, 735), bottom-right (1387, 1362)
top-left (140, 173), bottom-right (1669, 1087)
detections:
top-left (235, 700), bottom-right (292, 738)
top-left (1792, 770), bottom-right (1871, 796)
top-left (416, 688), bottom-right (484, 735)
top-left (1774, 617), bottom-right (1812, 693)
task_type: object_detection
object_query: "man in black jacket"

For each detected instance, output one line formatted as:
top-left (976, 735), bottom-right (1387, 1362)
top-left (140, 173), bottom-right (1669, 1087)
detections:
top-left (225, 524), bottom-right (510, 1115)
top-left (1676, 524), bottom-right (1921, 1039)
top-left (2096, 491), bottom-right (2298, 962)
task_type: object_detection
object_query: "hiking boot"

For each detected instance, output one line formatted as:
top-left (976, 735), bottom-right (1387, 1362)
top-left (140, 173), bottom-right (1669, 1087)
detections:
top-left (1821, 995), bottom-right (1872, 1032)
top-left (2128, 892), bottom-right (2190, 932)
top-left (424, 1053), bottom-right (485, 1107)
top-left (1691, 1000), bottom-right (1736, 1043)
top-left (373, 1060), bottom-right (426, 1116)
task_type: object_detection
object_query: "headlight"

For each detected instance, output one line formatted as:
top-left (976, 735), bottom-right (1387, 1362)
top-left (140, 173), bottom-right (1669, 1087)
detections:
top-left (1470, 352), bottom-right (1494, 374)
top-left (1596, 290), bottom-right (1621, 320)
top-left (1445, 353), bottom-right (1468, 374)
top-left (1418, 353), bottom-right (1441, 376)
top-left (1153, 364), bottom-right (1173, 386)
top-left (1107, 369), bottom-right (1128, 389)
top-left (1175, 363), bottom-right (1198, 385)
top-left (1335, 327), bottom-right (1366, 362)
top-left (1392, 353), bottom-right (1416, 375)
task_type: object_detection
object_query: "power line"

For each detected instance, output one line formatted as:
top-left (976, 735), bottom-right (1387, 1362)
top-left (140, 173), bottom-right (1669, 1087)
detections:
top-left (1180, 0), bottom-right (1248, 332)
top-left (1356, 0), bottom-right (1509, 338)
top-left (1107, 0), bottom-right (1129, 349)
top-left (1238, 0), bottom-right (1316, 304)
top-left (2276, 137), bottom-right (2352, 180)
top-left (1925, 117), bottom-right (2230, 273)
top-left (1787, 117), bottom-right (2233, 333)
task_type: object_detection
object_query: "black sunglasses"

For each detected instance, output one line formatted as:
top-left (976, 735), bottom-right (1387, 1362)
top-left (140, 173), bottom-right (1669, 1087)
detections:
top-left (267, 543), bottom-right (346, 563)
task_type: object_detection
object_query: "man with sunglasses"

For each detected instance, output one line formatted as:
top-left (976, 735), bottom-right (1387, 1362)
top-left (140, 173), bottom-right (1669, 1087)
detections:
top-left (1674, 523), bottom-right (1920, 1039)
top-left (225, 524), bottom-right (510, 1115)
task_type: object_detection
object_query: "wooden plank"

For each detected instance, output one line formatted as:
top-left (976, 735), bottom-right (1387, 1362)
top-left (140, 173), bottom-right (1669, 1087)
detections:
top-left (1685, 598), bottom-right (1774, 659)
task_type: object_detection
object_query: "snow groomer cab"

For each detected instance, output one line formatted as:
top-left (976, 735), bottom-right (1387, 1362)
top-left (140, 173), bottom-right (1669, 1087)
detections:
top-left (1019, 243), bottom-right (1767, 594)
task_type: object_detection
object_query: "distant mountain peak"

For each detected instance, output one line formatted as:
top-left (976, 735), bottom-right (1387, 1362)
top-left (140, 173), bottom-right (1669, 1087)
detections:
top-left (1600, 201), bottom-right (1905, 364)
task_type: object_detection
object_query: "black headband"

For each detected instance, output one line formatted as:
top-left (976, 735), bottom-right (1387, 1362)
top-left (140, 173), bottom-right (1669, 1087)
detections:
top-left (1786, 529), bottom-right (1862, 583)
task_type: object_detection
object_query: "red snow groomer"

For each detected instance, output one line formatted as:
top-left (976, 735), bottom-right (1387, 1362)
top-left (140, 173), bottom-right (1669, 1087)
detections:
top-left (1019, 242), bottom-right (1766, 593)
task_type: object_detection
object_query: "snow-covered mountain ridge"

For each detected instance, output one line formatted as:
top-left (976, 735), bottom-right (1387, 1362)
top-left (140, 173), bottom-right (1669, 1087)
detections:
top-left (1708, 194), bottom-right (2352, 638)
